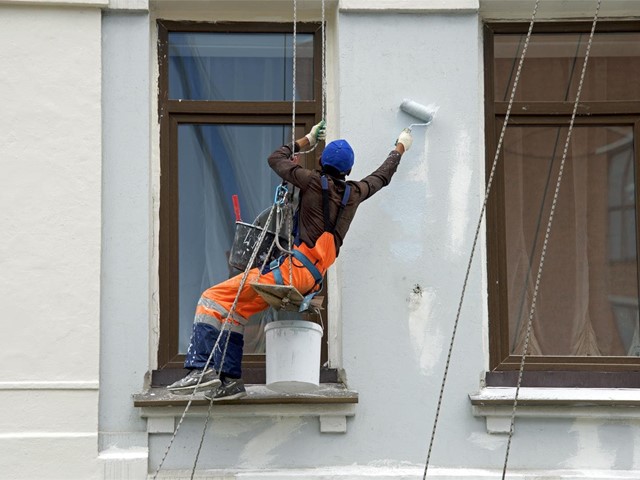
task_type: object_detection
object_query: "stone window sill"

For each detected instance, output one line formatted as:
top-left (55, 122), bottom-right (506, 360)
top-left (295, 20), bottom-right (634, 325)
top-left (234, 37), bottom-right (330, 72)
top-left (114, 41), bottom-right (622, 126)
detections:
top-left (470, 387), bottom-right (640, 434)
top-left (134, 383), bottom-right (358, 433)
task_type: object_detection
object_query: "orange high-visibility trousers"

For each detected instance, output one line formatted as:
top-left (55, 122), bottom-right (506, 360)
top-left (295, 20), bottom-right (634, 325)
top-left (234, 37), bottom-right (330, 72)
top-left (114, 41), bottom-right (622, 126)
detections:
top-left (201, 230), bottom-right (337, 328)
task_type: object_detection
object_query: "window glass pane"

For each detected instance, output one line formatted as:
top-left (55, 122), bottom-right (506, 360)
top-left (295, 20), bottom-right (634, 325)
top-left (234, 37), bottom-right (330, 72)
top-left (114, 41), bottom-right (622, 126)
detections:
top-left (503, 125), bottom-right (639, 356)
top-left (609, 210), bottom-right (623, 260)
top-left (177, 124), bottom-right (292, 354)
top-left (608, 147), bottom-right (631, 207)
top-left (623, 209), bottom-right (637, 260)
top-left (168, 32), bottom-right (314, 101)
top-left (494, 33), bottom-right (640, 102)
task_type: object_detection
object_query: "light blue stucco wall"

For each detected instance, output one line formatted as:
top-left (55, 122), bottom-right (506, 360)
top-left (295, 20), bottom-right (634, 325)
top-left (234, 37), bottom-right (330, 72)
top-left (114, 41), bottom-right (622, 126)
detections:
top-left (147, 10), bottom-right (491, 472)
top-left (100, 11), bottom-right (150, 448)
top-left (98, 7), bottom-right (640, 478)
top-left (333, 11), bottom-right (640, 476)
top-left (335, 10), bottom-right (488, 467)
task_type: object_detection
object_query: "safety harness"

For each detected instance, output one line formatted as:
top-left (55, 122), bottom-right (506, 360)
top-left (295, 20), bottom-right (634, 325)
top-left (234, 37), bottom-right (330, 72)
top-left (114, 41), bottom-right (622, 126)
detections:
top-left (267, 175), bottom-right (351, 309)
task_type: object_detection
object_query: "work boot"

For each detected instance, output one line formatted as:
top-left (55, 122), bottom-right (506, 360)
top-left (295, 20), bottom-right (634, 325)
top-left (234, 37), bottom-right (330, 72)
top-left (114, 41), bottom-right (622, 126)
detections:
top-left (167, 368), bottom-right (221, 395)
top-left (204, 377), bottom-right (247, 401)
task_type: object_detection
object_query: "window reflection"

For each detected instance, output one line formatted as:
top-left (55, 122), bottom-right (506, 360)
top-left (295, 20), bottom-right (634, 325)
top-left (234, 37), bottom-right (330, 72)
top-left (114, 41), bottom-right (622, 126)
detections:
top-left (494, 33), bottom-right (640, 102)
top-left (168, 32), bottom-right (314, 101)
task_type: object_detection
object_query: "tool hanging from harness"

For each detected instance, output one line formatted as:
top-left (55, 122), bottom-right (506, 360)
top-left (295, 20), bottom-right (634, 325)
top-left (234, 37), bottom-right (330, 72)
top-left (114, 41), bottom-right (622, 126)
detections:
top-left (265, 175), bottom-right (351, 311)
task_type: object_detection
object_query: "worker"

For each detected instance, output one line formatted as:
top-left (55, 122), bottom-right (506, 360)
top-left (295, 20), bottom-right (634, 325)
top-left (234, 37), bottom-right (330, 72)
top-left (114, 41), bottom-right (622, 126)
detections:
top-left (168, 122), bottom-right (413, 400)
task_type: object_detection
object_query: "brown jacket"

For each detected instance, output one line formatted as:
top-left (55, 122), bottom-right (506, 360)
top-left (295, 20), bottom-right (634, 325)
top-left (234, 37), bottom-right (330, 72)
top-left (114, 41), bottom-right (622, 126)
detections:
top-left (268, 144), bottom-right (402, 255)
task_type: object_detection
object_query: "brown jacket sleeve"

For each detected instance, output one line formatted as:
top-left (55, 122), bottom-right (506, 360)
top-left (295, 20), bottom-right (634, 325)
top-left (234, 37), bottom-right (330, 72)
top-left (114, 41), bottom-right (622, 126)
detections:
top-left (355, 150), bottom-right (402, 201)
top-left (267, 144), bottom-right (315, 191)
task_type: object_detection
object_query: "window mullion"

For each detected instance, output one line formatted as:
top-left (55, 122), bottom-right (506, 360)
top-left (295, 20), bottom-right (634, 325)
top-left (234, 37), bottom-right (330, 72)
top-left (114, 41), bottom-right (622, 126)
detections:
top-left (166, 100), bottom-right (319, 116)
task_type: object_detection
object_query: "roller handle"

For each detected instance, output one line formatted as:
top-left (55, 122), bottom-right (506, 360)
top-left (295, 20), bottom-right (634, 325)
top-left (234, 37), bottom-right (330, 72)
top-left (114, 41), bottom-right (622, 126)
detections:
top-left (232, 194), bottom-right (242, 222)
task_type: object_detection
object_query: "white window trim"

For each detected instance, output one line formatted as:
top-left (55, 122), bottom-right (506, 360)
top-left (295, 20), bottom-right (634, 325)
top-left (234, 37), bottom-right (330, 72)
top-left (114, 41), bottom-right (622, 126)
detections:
top-left (470, 387), bottom-right (640, 434)
top-left (142, 403), bottom-right (356, 434)
top-left (136, 384), bottom-right (358, 433)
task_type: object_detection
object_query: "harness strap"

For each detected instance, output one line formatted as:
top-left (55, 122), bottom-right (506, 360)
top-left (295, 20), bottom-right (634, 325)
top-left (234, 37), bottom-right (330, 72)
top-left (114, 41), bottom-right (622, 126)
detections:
top-left (321, 175), bottom-right (351, 234)
top-left (266, 250), bottom-right (321, 289)
top-left (321, 175), bottom-right (331, 232)
top-left (291, 250), bottom-right (323, 285)
top-left (292, 249), bottom-right (324, 312)
top-left (269, 176), bottom-right (350, 300)
top-left (272, 266), bottom-right (284, 285)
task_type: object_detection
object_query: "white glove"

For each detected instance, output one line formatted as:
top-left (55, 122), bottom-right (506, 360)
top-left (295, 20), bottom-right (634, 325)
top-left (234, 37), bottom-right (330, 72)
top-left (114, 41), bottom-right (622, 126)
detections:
top-left (396, 128), bottom-right (413, 152)
top-left (305, 120), bottom-right (326, 146)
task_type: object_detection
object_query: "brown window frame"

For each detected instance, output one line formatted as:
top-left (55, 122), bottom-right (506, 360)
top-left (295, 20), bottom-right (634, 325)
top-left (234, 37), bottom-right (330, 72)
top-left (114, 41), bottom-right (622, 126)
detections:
top-left (156, 20), bottom-right (332, 384)
top-left (484, 21), bottom-right (640, 388)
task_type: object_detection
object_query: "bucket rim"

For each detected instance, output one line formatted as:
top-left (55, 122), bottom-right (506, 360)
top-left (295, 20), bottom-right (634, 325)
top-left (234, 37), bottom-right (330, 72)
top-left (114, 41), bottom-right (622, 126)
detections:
top-left (235, 220), bottom-right (268, 228)
top-left (234, 221), bottom-right (281, 236)
top-left (265, 319), bottom-right (323, 334)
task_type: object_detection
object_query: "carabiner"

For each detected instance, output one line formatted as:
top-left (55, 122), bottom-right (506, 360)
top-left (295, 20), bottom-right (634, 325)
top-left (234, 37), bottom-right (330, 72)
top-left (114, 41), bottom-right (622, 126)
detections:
top-left (274, 183), bottom-right (289, 205)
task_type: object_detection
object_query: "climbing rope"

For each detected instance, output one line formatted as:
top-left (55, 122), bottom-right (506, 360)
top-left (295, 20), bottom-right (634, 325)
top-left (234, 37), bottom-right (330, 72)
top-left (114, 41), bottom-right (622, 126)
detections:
top-left (189, 206), bottom-right (286, 479)
top-left (188, 190), bottom-right (295, 478)
top-left (273, 184), bottom-right (295, 283)
top-left (321, 0), bottom-right (327, 122)
top-left (297, 0), bottom-right (327, 155)
top-left (291, 0), bottom-right (297, 149)
top-left (501, 1), bottom-right (601, 477)
top-left (422, 0), bottom-right (602, 477)
top-left (151, 203), bottom-right (279, 480)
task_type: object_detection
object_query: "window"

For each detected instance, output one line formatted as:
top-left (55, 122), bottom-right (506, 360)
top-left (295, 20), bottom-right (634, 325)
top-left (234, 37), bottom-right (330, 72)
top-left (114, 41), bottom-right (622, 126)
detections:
top-left (157, 21), bottom-right (326, 382)
top-left (485, 23), bottom-right (640, 386)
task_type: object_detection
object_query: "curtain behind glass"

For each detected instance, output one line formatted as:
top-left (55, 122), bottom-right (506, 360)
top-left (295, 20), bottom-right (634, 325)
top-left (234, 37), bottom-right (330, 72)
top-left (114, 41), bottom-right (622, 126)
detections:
top-left (178, 124), bottom-right (290, 353)
top-left (503, 125), bottom-right (639, 357)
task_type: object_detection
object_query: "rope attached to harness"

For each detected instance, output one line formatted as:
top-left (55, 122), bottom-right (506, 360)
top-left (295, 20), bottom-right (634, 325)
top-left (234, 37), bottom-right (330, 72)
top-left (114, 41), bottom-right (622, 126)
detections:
top-left (268, 174), bottom-right (350, 311)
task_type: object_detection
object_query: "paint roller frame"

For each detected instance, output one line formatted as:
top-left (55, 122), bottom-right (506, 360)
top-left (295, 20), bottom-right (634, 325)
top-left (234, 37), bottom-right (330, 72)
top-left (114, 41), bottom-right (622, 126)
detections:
top-left (399, 99), bottom-right (435, 131)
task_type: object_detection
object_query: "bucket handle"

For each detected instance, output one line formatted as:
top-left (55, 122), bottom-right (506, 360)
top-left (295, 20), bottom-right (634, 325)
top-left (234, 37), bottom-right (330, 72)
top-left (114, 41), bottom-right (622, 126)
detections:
top-left (311, 306), bottom-right (324, 332)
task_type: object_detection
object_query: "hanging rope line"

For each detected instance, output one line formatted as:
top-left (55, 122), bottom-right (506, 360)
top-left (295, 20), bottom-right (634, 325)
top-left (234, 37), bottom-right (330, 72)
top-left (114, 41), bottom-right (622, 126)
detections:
top-left (189, 202), bottom-right (286, 478)
top-left (288, 0), bottom-right (299, 287)
top-left (321, 0), bottom-right (327, 122)
top-left (297, 0), bottom-right (326, 155)
top-left (152, 204), bottom-right (279, 480)
top-left (291, 0), bottom-right (297, 149)
top-left (422, 1), bottom-right (541, 478)
top-left (501, 2), bottom-right (601, 477)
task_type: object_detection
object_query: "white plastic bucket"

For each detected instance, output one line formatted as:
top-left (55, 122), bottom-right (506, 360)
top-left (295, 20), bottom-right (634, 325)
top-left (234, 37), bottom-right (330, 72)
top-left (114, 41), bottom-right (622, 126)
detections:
top-left (265, 320), bottom-right (323, 393)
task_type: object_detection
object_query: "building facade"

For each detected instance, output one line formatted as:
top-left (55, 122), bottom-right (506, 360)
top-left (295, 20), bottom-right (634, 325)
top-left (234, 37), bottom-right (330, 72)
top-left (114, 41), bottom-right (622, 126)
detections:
top-left (2, 0), bottom-right (640, 478)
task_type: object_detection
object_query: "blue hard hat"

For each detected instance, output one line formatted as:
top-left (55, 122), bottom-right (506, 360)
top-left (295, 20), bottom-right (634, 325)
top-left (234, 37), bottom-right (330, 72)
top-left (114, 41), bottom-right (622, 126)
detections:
top-left (321, 139), bottom-right (354, 175)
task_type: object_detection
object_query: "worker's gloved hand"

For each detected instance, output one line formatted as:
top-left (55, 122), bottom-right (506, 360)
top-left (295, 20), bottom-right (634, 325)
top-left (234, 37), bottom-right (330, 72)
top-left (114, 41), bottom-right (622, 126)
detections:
top-left (305, 120), bottom-right (326, 146)
top-left (395, 128), bottom-right (413, 152)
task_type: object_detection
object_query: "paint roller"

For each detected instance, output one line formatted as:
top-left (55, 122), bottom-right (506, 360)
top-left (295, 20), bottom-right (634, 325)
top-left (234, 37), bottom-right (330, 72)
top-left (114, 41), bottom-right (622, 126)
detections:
top-left (399, 98), bottom-right (436, 131)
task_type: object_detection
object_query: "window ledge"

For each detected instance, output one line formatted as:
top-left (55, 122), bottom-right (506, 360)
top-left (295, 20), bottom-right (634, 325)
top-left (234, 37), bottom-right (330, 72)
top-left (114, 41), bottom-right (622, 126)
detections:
top-left (134, 383), bottom-right (358, 433)
top-left (470, 387), bottom-right (640, 434)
